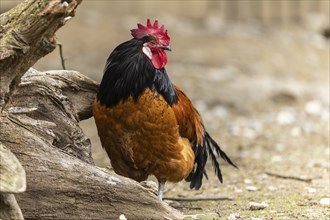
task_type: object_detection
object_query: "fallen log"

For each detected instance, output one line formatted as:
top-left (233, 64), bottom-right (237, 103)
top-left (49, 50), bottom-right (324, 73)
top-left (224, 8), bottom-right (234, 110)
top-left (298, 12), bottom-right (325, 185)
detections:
top-left (0, 68), bottom-right (182, 220)
top-left (0, 0), bottom-right (183, 219)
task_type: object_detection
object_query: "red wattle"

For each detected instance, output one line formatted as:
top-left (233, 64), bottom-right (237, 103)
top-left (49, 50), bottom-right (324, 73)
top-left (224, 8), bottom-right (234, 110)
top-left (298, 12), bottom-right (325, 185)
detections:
top-left (151, 49), bottom-right (168, 69)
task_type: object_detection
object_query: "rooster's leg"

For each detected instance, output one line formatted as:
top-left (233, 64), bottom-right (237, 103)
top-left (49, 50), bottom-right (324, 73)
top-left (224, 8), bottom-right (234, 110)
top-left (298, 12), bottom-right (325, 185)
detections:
top-left (157, 181), bottom-right (165, 200)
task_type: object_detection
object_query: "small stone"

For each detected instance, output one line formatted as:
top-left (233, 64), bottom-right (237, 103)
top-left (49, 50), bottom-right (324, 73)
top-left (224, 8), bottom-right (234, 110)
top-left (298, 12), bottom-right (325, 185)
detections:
top-left (274, 143), bottom-right (285, 152)
top-left (276, 110), bottom-right (295, 125)
top-left (320, 198), bottom-right (330, 206)
top-left (306, 159), bottom-right (329, 168)
top-left (258, 173), bottom-right (268, 180)
top-left (119, 214), bottom-right (127, 220)
top-left (302, 123), bottom-right (320, 134)
top-left (290, 126), bottom-right (302, 137)
top-left (321, 109), bottom-right (329, 121)
top-left (268, 186), bottom-right (278, 191)
top-left (194, 100), bottom-right (208, 113)
top-left (248, 120), bottom-right (263, 132)
top-left (307, 188), bottom-right (316, 193)
top-left (227, 124), bottom-right (241, 136)
top-left (191, 215), bottom-right (199, 220)
top-left (244, 179), bottom-right (253, 184)
top-left (246, 186), bottom-right (258, 191)
top-left (228, 213), bottom-right (240, 220)
top-left (248, 202), bottom-right (269, 210)
top-left (325, 147), bottom-right (330, 155)
top-left (209, 105), bottom-right (228, 118)
top-left (271, 155), bottom-right (283, 162)
top-left (304, 100), bottom-right (322, 115)
top-left (183, 214), bottom-right (203, 220)
top-left (251, 218), bottom-right (264, 220)
top-left (242, 127), bottom-right (257, 138)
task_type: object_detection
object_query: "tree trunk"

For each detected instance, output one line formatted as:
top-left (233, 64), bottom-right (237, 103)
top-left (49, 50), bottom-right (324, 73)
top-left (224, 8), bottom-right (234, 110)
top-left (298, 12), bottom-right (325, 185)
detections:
top-left (0, 1), bottom-right (183, 219)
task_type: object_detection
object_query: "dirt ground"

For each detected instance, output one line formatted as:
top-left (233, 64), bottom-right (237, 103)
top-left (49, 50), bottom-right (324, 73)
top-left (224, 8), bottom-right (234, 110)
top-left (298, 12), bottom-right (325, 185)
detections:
top-left (3, 1), bottom-right (329, 219)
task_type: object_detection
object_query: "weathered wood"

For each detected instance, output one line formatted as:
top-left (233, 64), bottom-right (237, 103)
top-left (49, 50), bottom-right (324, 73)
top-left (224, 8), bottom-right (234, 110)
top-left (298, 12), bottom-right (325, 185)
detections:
top-left (0, 194), bottom-right (24, 220)
top-left (5, 69), bottom-right (97, 164)
top-left (0, 0), bottom-right (82, 110)
top-left (0, 1), bottom-right (183, 219)
top-left (0, 144), bottom-right (26, 220)
top-left (0, 68), bottom-right (183, 220)
top-left (0, 144), bottom-right (26, 193)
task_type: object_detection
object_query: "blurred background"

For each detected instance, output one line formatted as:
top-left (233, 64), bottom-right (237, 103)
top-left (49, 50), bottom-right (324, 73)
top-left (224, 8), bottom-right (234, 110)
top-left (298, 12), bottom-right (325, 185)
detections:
top-left (1, 1), bottom-right (329, 219)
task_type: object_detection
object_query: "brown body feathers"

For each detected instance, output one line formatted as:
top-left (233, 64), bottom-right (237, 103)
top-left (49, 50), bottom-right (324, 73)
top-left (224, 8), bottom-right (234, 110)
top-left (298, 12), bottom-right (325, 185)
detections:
top-left (94, 88), bottom-right (194, 182)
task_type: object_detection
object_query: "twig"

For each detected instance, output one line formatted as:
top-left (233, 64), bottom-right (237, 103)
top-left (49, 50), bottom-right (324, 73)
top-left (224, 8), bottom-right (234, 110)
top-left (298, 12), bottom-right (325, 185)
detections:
top-left (171, 205), bottom-right (202, 210)
top-left (163, 196), bottom-right (232, 202)
top-left (265, 171), bottom-right (313, 182)
top-left (57, 43), bottom-right (66, 70)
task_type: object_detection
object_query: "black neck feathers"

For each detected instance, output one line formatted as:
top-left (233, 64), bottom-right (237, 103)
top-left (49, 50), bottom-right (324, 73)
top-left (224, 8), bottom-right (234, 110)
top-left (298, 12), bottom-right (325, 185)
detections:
top-left (152, 69), bottom-right (178, 105)
top-left (97, 39), bottom-right (178, 108)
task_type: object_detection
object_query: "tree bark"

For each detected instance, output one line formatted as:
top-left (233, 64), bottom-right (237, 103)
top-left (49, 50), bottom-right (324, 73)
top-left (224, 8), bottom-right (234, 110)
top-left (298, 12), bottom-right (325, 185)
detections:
top-left (0, 0), bottom-right (81, 110)
top-left (0, 1), bottom-right (183, 219)
top-left (0, 144), bottom-right (26, 220)
top-left (0, 194), bottom-right (24, 220)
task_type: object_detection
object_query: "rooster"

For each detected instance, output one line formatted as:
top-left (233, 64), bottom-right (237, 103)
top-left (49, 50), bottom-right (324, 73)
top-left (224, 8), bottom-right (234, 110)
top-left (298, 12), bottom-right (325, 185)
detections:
top-left (93, 19), bottom-right (237, 200)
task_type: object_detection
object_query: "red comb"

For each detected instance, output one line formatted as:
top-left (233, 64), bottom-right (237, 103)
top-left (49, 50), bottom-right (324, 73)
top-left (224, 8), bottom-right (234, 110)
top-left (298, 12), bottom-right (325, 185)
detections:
top-left (131, 19), bottom-right (170, 46)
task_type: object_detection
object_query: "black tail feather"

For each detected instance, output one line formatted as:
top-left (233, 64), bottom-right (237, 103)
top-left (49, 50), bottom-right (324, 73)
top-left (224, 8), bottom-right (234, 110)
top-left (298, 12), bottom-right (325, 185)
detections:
top-left (205, 132), bottom-right (238, 169)
top-left (188, 144), bottom-right (207, 190)
top-left (186, 131), bottom-right (237, 190)
top-left (205, 135), bottom-right (223, 183)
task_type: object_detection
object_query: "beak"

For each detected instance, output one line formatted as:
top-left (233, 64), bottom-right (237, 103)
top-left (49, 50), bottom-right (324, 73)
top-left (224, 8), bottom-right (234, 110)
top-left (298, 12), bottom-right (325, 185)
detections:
top-left (161, 45), bottom-right (171, 51)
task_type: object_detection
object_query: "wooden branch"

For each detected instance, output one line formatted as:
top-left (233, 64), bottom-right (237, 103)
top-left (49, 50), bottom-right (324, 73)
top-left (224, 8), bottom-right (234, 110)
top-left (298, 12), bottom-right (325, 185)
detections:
top-left (2, 116), bottom-right (182, 219)
top-left (0, 1), bottom-right (183, 219)
top-left (0, 69), bottom-right (183, 219)
top-left (164, 196), bottom-right (232, 202)
top-left (265, 171), bottom-right (314, 182)
top-left (5, 68), bottom-right (97, 164)
top-left (0, 0), bottom-right (82, 110)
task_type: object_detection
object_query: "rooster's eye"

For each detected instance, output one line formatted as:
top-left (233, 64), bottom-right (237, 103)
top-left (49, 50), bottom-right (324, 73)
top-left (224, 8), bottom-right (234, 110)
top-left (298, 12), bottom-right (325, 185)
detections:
top-left (149, 41), bottom-right (156, 46)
